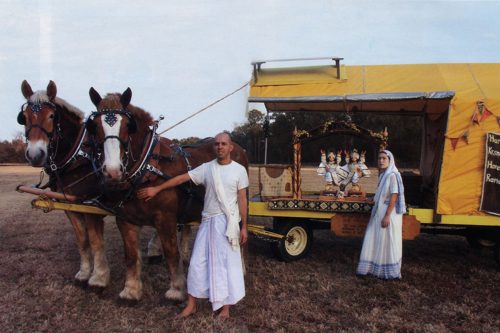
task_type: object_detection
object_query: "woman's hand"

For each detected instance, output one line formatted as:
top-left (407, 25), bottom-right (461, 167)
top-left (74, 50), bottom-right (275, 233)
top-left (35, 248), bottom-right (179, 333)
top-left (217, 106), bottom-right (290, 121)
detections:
top-left (381, 215), bottom-right (390, 228)
top-left (137, 187), bottom-right (160, 201)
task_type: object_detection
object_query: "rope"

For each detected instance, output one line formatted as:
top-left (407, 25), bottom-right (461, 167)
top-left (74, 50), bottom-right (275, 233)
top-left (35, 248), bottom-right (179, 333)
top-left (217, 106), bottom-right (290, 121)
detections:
top-left (158, 81), bottom-right (250, 136)
top-left (64, 170), bottom-right (98, 190)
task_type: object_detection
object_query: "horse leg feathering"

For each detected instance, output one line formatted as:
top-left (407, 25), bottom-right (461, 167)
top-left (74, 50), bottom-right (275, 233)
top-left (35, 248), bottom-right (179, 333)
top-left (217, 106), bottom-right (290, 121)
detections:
top-left (86, 215), bottom-right (110, 288)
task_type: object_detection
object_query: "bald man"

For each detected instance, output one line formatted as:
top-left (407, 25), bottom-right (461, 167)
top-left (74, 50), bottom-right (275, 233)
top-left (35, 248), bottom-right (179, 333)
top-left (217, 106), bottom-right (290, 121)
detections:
top-left (137, 132), bottom-right (248, 319)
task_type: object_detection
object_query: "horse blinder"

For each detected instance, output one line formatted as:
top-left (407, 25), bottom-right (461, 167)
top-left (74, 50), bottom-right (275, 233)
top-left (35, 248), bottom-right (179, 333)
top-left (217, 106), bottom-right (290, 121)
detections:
top-left (19, 102), bottom-right (59, 138)
top-left (85, 114), bottom-right (98, 135)
top-left (17, 111), bottom-right (26, 125)
top-left (127, 115), bottom-right (137, 134)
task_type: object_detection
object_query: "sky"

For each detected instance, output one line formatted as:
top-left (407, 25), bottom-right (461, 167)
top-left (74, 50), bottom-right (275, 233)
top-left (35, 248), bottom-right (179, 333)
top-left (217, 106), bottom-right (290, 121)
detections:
top-left (1, 0), bottom-right (500, 141)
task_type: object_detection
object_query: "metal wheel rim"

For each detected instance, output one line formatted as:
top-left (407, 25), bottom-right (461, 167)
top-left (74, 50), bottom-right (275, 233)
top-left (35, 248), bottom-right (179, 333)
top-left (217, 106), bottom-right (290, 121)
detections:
top-left (285, 226), bottom-right (307, 256)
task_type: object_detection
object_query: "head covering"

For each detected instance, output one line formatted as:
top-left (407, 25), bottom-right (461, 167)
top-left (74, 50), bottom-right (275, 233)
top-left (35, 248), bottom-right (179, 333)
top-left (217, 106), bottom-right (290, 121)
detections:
top-left (371, 150), bottom-right (406, 216)
top-left (351, 149), bottom-right (359, 161)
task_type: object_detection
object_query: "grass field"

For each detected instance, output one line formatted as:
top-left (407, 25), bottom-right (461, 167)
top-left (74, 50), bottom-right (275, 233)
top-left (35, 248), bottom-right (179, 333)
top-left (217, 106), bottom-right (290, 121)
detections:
top-left (0, 165), bottom-right (498, 332)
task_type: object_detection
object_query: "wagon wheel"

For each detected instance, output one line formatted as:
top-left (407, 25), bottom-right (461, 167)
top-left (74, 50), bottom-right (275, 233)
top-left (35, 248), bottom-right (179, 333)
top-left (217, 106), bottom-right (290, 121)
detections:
top-left (272, 219), bottom-right (313, 262)
top-left (466, 230), bottom-right (496, 249)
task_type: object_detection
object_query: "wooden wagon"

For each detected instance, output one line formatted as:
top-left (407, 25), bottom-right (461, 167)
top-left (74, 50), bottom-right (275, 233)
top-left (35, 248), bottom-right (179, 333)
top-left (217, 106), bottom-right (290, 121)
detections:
top-left (247, 58), bottom-right (500, 264)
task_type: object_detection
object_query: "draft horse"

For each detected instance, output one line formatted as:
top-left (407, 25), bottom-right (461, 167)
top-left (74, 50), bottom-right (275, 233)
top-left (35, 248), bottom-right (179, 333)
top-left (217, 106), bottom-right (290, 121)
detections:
top-left (17, 80), bottom-right (110, 288)
top-left (85, 87), bottom-right (248, 301)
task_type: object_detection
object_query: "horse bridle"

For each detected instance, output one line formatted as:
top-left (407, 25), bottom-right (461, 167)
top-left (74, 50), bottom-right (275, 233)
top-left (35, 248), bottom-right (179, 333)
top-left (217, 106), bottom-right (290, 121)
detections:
top-left (18, 101), bottom-right (65, 172)
top-left (86, 108), bottom-right (136, 171)
top-left (17, 100), bottom-right (91, 193)
top-left (18, 101), bottom-right (60, 140)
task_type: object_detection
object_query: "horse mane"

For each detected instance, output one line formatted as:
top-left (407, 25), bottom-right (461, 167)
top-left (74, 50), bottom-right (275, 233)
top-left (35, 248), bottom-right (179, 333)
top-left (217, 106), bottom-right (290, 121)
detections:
top-left (103, 93), bottom-right (154, 128)
top-left (127, 103), bottom-right (154, 127)
top-left (30, 90), bottom-right (84, 123)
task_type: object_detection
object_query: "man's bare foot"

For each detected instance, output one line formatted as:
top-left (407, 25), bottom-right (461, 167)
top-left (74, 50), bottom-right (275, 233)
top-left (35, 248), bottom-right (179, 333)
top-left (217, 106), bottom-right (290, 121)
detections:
top-left (218, 305), bottom-right (230, 320)
top-left (177, 304), bottom-right (196, 318)
top-left (176, 295), bottom-right (197, 318)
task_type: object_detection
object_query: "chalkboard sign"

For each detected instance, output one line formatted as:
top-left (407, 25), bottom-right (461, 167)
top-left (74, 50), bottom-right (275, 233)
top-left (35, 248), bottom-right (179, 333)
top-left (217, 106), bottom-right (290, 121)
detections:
top-left (480, 132), bottom-right (500, 215)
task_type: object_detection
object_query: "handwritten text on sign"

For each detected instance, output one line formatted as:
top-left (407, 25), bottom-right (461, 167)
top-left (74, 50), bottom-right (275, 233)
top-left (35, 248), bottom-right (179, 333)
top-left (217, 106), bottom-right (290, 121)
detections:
top-left (480, 133), bottom-right (500, 215)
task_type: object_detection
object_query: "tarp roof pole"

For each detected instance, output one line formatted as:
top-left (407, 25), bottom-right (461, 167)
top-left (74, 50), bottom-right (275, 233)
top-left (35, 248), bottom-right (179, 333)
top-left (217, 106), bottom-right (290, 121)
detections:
top-left (252, 57), bottom-right (344, 83)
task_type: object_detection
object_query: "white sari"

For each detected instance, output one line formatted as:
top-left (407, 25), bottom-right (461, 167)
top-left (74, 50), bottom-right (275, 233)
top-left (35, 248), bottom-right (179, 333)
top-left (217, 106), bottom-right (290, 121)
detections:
top-left (356, 150), bottom-right (405, 279)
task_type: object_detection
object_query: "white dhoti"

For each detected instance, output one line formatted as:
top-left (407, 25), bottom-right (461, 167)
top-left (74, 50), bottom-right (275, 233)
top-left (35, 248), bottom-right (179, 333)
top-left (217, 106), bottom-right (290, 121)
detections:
top-left (187, 213), bottom-right (245, 310)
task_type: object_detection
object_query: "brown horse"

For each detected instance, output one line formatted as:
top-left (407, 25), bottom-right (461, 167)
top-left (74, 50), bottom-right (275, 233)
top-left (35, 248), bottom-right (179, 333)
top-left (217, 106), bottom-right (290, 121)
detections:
top-left (85, 87), bottom-right (248, 301)
top-left (17, 80), bottom-right (110, 288)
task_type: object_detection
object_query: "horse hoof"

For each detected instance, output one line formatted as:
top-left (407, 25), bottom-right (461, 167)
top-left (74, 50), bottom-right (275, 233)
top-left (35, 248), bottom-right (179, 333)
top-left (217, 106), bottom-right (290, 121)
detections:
top-left (119, 288), bottom-right (142, 301)
top-left (75, 270), bottom-right (91, 282)
top-left (165, 289), bottom-right (185, 302)
top-left (147, 255), bottom-right (163, 265)
top-left (88, 273), bottom-right (110, 288)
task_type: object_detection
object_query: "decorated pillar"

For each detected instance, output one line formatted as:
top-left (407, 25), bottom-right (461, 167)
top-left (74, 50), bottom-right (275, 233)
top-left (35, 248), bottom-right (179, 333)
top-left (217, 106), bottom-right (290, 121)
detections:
top-left (292, 127), bottom-right (302, 199)
top-left (380, 127), bottom-right (389, 150)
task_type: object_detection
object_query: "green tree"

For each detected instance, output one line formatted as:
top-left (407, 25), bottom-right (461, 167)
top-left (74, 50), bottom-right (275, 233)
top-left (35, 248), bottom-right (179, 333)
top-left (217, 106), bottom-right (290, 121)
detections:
top-left (173, 136), bottom-right (202, 146)
top-left (231, 109), bottom-right (265, 163)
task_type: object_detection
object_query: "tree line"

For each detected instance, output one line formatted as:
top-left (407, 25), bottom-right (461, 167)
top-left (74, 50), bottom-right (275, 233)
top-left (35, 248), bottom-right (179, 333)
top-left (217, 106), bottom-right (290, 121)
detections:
top-left (0, 135), bottom-right (26, 163)
top-left (230, 109), bottom-right (422, 168)
top-left (2, 109), bottom-right (421, 167)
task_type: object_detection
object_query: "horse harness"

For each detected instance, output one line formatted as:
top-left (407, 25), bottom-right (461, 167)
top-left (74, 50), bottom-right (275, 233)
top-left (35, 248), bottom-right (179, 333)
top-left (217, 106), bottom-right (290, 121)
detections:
top-left (19, 101), bottom-right (94, 192)
top-left (86, 109), bottom-right (136, 171)
top-left (23, 104), bottom-right (202, 220)
top-left (87, 114), bottom-right (201, 218)
top-left (18, 101), bottom-right (60, 140)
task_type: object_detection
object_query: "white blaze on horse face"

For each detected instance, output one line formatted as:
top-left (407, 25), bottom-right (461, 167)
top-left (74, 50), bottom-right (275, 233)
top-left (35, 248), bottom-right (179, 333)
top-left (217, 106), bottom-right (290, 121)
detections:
top-left (26, 140), bottom-right (48, 166)
top-left (102, 116), bottom-right (124, 180)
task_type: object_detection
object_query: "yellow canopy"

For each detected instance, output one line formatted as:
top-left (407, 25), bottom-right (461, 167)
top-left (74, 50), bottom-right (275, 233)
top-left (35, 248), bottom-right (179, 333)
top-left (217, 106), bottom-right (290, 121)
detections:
top-left (249, 63), bottom-right (500, 215)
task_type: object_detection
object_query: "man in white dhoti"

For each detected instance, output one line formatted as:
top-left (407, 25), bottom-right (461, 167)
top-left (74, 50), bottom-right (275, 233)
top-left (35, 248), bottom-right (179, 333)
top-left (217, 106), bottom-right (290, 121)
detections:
top-left (137, 132), bottom-right (248, 319)
top-left (356, 150), bottom-right (406, 279)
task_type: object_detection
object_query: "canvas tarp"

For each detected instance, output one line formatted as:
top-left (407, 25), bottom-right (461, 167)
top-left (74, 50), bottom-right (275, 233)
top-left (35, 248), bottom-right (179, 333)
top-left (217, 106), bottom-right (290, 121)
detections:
top-left (249, 63), bottom-right (500, 215)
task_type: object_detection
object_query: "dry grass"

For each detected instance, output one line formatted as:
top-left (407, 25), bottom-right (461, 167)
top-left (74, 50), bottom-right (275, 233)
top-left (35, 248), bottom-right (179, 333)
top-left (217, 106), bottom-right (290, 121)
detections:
top-left (0, 166), bottom-right (499, 332)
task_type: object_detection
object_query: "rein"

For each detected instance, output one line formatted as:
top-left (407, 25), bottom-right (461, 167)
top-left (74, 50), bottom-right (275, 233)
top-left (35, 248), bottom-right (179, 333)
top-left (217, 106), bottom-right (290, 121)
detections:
top-left (44, 126), bottom-right (96, 201)
top-left (46, 126), bottom-right (91, 173)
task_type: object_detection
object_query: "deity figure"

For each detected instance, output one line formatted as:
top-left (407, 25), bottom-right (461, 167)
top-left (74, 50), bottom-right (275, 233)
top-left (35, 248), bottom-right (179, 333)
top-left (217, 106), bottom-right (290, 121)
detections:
top-left (318, 147), bottom-right (371, 197)
top-left (359, 150), bottom-right (371, 177)
top-left (317, 149), bottom-right (341, 191)
top-left (344, 149), bottom-right (351, 165)
top-left (345, 149), bottom-right (362, 192)
top-left (336, 150), bottom-right (342, 165)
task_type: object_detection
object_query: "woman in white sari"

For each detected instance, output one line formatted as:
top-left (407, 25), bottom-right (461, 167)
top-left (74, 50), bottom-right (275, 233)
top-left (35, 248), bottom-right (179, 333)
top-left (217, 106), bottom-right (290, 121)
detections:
top-left (356, 150), bottom-right (406, 279)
